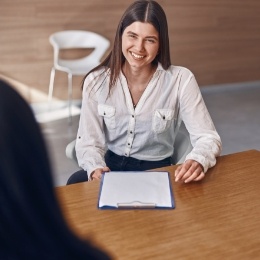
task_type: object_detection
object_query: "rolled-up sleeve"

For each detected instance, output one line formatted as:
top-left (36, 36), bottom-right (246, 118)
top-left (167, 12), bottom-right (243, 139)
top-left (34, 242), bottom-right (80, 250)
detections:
top-left (75, 74), bottom-right (107, 179)
top-left (179, 74), bottom-right (222, 172)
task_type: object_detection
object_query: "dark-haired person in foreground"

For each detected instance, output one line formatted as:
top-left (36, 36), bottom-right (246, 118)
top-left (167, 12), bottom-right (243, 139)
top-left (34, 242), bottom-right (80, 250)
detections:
top-left (0, 79), bottom-right (111, 259)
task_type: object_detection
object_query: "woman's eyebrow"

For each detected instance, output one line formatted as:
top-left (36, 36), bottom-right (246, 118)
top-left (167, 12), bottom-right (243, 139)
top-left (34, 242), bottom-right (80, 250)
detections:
top-left (126, 31), bottom-right (138, 36)
top-left (126, 31), bottom-right (158, 40)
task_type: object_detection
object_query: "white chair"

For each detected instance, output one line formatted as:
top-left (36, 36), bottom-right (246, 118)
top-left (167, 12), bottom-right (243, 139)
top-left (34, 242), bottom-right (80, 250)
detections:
top-left (171, 122), bottom-right (193, 164)
top-left (48, 30), bottom-right (110, 120)
top-left (65, 121), bottom-right (193, 165)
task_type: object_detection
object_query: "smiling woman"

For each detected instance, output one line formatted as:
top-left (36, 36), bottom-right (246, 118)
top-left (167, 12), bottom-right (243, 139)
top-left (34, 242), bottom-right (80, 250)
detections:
top-left (66, 0), bottom-right (222, 185)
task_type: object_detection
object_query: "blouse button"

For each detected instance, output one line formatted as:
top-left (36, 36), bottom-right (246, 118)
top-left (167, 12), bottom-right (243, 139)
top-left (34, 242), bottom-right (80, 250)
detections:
top-left (163, 116), bottom-right (165, 120)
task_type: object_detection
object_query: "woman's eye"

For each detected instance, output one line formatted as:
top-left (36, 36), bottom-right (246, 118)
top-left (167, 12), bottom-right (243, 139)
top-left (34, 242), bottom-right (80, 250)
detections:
top-left (146, 38), bottom-right (156, 43)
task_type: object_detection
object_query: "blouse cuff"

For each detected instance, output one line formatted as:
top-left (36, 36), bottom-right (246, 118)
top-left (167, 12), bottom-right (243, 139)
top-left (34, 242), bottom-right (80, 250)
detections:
top-left (184, 152), bottom-right (211, 173)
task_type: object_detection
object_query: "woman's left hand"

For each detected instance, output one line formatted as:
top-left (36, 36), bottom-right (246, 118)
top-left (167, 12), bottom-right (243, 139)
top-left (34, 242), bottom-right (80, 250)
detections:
top-left (175, 159), bottom-right (205, 183)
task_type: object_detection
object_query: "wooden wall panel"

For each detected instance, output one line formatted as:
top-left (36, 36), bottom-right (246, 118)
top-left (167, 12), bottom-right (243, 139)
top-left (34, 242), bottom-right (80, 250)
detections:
top-left (0, 0), bottom-right (260, 100)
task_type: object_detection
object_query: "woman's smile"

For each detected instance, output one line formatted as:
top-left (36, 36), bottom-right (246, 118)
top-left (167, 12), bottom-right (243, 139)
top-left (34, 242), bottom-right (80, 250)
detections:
top-left (130, 51), bottom-right (145, 60)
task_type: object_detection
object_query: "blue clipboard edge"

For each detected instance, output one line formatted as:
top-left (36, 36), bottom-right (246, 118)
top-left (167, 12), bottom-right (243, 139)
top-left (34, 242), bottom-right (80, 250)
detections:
top-left (97, 171), bottom-right (175, 210)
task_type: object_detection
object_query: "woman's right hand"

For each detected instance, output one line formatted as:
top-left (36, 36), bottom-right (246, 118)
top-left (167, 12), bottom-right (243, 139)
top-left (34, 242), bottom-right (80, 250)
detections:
top-left (90, 167), bottom-right (110, 180)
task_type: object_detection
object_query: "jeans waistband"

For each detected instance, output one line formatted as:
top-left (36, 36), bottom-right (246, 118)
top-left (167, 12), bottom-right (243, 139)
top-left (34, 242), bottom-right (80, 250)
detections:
top-left (106, 150), bottom-right (172, 164)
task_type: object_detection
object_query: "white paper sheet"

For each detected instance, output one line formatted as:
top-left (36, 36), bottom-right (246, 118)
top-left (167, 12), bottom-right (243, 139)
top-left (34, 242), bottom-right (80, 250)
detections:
top-left (98, 171), bottom-right (174, 209)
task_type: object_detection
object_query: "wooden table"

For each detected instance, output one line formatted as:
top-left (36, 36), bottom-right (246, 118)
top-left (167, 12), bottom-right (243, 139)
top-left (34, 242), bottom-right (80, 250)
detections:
top-left (56, 150), bottom-right (260, 260)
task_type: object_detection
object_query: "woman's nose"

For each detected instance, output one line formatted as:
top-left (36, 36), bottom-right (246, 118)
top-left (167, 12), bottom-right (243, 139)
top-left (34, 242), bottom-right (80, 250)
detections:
top-left (135, 39), bottom-right (144, 51)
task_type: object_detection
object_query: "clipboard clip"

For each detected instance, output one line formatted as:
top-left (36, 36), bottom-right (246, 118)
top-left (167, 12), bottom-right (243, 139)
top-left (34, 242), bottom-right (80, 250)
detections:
top-left (117, 201), bottom-right (156, 209)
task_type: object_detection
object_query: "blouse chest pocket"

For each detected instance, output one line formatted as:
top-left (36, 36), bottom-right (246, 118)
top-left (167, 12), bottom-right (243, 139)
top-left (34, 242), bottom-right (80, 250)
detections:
top-left (98, 104), bottom-right (116, 130)
top-left (152, 109), bottom-right (176, 134)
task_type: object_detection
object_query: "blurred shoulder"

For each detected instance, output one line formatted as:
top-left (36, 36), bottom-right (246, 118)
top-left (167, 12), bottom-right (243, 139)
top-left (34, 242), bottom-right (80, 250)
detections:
top-left (83, 66), bottom-right (110, 91)
top-left (85, 66), bottom-right (109, 81)
top-left (167, 65), bottom-right (194, 79)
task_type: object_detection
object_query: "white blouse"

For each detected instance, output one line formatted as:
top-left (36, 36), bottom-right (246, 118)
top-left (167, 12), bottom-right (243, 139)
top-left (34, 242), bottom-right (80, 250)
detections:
top-left (76, 63), bottom-right (222, 179)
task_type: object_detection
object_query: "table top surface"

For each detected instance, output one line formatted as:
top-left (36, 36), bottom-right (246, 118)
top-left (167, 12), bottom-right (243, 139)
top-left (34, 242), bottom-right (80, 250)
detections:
top-left (56, 150), bottom-right (260, 260)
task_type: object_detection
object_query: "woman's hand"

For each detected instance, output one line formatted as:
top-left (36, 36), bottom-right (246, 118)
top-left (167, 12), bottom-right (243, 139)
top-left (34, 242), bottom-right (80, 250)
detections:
top-left (175, 160), bottom-right (204, 183)
top-left (90, 167), bottom-right (110, 180)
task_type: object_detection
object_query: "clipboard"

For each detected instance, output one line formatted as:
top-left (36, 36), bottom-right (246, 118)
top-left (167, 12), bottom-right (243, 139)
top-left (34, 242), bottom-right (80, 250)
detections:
top-left (98, 171), bottom-right (175, 209)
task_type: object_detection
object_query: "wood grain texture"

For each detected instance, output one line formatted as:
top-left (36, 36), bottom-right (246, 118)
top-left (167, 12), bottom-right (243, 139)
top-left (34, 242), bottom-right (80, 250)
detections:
top-left (56, 150), bottom-right (260, 260)
top-left (1, 0), bottom-right (260, 100)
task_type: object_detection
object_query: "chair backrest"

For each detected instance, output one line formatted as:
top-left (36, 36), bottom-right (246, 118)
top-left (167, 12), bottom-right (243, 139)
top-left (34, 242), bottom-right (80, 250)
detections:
top-left (171, 122), bottom-right (193, 164)
top-left (49, 30), bottom-right (110, 70)
top-left (65, 139), bottom-right (77, 162)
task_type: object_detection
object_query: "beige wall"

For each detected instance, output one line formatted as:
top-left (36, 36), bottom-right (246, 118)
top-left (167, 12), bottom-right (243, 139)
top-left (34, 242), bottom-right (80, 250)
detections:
top-left (1, 0), bottom-right (260, 100)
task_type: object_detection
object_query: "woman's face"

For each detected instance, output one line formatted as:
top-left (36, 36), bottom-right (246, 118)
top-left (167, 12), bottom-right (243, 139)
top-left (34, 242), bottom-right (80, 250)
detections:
top-left (122, 21), bottom-right (159, 70)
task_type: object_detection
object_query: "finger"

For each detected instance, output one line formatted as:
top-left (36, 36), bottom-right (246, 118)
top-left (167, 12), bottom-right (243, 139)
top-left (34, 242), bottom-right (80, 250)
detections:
top-left (183, 168), bottom-right (203, 183)
top-left (174, 165), bottom-right (182, 177)
top-left (175, 166), bottom-right (189, 182)
top-left (180, 166), bottom-right (199, 183)
top-left (102, 167), bottom-right (110, 173)
top-left (181, 160), bottom-right (204, 180)
top-left (181, 161), bottom-right (203, 180)
top-left (98, 167), bottom-right (110, 179)
top-left (175, 163), bottom-right (192, 182)
top-left (91, 166), bottom-right (110, 181)
top-left (193, 172), bottom-right (205, 181)
top-left (92, 173), bottom-right (101, 180)
top-left (175, 166), bottom-right (184, 182)
top-left (177, 160), bottom-right (198, 181)
top-left (92, 169), bottom-right (103, 180)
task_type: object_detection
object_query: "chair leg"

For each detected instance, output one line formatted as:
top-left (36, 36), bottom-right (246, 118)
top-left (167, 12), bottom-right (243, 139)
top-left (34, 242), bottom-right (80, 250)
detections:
top-left (48, 67), bottom-right (56, 110)
top-left (67, 73), bottom-right (73, 124)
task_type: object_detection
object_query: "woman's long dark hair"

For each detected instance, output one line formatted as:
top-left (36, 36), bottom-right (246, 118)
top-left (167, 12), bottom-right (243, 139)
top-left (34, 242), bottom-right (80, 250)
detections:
top-left (0, 80), bottom-right (110, 259)
top-left (83, 0), bottom-right (171, 90)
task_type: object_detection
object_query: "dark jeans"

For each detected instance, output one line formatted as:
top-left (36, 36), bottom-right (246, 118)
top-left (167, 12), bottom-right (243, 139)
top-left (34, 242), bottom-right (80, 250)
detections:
top-left (66, 150), bottom-right (172, 185)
